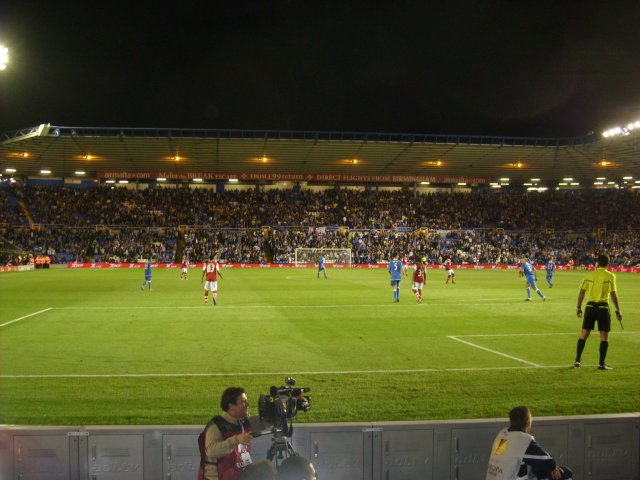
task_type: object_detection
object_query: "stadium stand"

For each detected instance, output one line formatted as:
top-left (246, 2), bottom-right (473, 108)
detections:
top-left (1, 184), bottom-right (639, 267)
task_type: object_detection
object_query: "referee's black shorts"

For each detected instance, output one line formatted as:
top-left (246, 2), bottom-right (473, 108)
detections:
top-left (582, 302), bottom-right (611, 332)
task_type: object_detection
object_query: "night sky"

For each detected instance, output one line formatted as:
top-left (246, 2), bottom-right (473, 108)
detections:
top-left (1, 1), bottom-right (639, 137)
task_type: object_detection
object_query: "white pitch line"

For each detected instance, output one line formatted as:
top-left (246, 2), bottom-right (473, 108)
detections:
top-left (0, 364), bottom-right (591, 379)
top-left (455, 331), bottom-right (638, 337)
top-left (448, 335), bottom-right (541, 367)
top-left (0, 308), bottom-right (52, 328)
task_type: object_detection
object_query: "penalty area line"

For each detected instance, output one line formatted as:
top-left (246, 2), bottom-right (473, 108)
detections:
top-left (448, 335), bottom-right (540, 367)
top-left (0, 308), bottom-right (52, 329)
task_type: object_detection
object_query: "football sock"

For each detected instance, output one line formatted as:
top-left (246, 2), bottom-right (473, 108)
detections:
top-left (526, 287), bottom-right (531, 299)
top-left (536, 289), bottom-right (544, 298)
top-left (575, 338), bottom-right (586, 362)
top-left (599, 341), bottom-right (609, 365)
top-left (204, 291), bottom-right (208, 304)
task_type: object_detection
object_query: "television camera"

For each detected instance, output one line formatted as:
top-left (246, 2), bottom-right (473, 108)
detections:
top-left (257, 377), bottom-right (311, 463)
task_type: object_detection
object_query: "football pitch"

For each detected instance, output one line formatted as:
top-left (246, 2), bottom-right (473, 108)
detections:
top-left (1, 267), bottom-right (638, 426)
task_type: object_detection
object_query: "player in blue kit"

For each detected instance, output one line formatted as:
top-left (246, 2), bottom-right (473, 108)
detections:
top-left (546, 258), bottom-right (556, 288)
top-left (519, 257), bottom-right (545, 301)
top-left (317, 255), bottom-right (327, 279)
top-left (140, 260), bottom-right (152, 291)
top-left (388, 254), bottom-right (404, 303)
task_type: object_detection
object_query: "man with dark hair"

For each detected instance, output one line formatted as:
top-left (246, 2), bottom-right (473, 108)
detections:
top-left (486, 406), bottom-right (573, 480)
top-left (198, 387), bottom-right (271, 480)
top-left (574, 253), bottom-right (623, 370)
top-left (277, 455), bottom-right (317, 480)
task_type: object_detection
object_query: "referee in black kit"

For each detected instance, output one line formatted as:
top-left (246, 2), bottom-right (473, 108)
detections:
top-left (574, 254), bottom-right (623, 370)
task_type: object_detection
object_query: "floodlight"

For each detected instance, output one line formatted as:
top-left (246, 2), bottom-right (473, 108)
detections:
top-left (0, 45), bottom-right (8, 70)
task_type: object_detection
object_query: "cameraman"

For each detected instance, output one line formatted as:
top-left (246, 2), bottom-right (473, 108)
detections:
top-left (199, 387), bottom-right (271, 480)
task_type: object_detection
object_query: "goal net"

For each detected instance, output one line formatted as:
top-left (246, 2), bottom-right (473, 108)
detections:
top-left (294, 248), bottom-right (352, 266)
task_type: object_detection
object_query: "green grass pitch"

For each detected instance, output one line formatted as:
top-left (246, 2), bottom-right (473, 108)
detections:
top-left (0, 267), bottom-right (638, 426)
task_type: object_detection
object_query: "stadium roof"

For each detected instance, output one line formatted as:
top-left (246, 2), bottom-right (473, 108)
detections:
top-left (1, 125), bottom-right (639, 188)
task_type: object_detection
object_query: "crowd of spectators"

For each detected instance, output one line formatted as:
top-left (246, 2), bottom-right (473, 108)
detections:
top-left (1, 184), bottom-right (639, 267)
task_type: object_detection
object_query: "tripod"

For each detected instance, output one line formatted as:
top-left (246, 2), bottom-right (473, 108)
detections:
top-left (266, 432), bottom-right (298, 468)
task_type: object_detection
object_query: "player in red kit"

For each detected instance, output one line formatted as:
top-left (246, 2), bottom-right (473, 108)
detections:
top-left (412, 258), bottom-right (426, 303)
top-left (444, 258), bottom-right (455, 284)
top-left (402, 256), bottom-right (409, 277)
top-left (201, 256), bottom-right (223, 305)
top-left (181, 256), bottom-right (189, 280)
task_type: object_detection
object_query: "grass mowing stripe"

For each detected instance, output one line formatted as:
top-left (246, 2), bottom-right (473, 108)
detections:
top-left (448, 335), bottom-right (541, 366)
top-left (6, 363), bottom-right (640, 379)
top-left (0, 308), bottom-right (52, 328)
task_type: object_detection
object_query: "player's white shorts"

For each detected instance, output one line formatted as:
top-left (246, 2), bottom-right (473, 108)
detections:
top-left (447, 268), bottom-right (454, 276)
top-left (204, 281), bottom-right (218, 292)
top-left (412, 281), bottom-right (424, 291)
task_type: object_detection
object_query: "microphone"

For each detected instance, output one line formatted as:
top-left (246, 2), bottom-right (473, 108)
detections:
top-left (291, 388), bottom-right (311, 396)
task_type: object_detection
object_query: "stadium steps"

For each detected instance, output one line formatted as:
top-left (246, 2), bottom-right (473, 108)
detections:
top-left (175, 233), bottom-right (185, 262)
top-left (262, 227), bottom-right (273, 262)
top-left (0, 236), bottom-right (25, 255)
top-left (17, 200), bottom-right (37, 229)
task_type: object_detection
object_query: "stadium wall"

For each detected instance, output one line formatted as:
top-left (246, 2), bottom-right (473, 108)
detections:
top-left (0, 414), bottom-right (638, 479)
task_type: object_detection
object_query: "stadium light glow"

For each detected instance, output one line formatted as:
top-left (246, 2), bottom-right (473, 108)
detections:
top-left (457, 182), bottom-right (467, 186)
top-left (570, 182), bottom-right (580, 186)
top-left (228, 178), bottom-right (238, 182)
top-left (490, 184), bottom-right (501, 188)
top-left (623, 176), bottom-right (633, 180)
top-left (531, 178), bottom-right (540, 182)
top-left (0, 45), bottom-right (8, 70)
top-left (558, 182), bottom-right (568, 186)
top-left (602, 119), bottom-right (640, 137)
top-left (118, 180), bottom-right (128, 184)
top-left (193, 178), bottom-right (203, 182)
top-left (156, 177), bottom-right (166, 182)
top-left (562, 177), bottom-right (573, 181)
top-left (420, 181), bottom-right (430, 185)
top-left (5, 168), bottom-right (16, 173)
top-left (499, 177), bottom-right (509, 181)
top-left (105, 179), bottom-right (115, 184)
top-left (75, 171), bottom-right (85, 175)
top-left (40, 169), bottom-right (51, 175)
top-left (596, 177), bottom-right (606, 180)
top-left (594, 181), bottom-right (604, 185)
top-left (523, 183), bottom-right (532, 186)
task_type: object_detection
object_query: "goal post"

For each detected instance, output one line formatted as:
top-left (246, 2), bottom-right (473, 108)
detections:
top-left (294, 248), bottom-right (352, 266)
